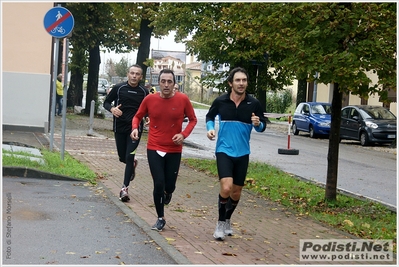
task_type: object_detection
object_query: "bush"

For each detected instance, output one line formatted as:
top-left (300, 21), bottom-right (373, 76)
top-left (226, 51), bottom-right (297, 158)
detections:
top-left (266, 89), bottom-right (293, 114)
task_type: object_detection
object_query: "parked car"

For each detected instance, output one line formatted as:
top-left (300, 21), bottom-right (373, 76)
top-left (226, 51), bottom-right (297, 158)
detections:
top-left (340, 105), bottom-right (397, 146)
top-left (106, 84), bottom-right (115, 95)
top-left (292, 102), bottom-right (332, 138)
top-left (98, 78), bottom-right (109, 95)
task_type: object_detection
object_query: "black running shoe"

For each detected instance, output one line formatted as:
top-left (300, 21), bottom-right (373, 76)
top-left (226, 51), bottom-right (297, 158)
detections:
top-left (164, 192), bottom-right (172, 205)
top-left (130, 159), bottom-right (138, 181)
top-left (151, 218), bottom-right (166, 232)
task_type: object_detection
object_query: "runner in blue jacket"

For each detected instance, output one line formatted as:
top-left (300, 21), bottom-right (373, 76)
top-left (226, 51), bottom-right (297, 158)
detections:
top-left (206, 67), bottom-right (266, 240)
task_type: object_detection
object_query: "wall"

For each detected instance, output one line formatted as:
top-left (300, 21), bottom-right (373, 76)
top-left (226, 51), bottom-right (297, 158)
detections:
top-left (308, 70), bottom-right (397, 116)
top-left (2, 2), bottom-right (53, 132)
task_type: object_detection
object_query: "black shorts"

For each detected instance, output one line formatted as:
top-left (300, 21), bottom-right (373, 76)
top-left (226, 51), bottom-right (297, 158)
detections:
top-left (216, 152), bottom-right (249, 186)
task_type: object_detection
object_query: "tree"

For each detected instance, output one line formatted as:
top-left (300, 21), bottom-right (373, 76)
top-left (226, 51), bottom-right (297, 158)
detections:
top-left (218, 2), bottom-right (396, 201)
top-left (114, 57), bottom-right (129, 78)
top-left (112, 3), bottom-right (160, 80)
top-left (151, 3), bottom-right (396, 201)
top-left (105, 58), bottom-right (117, 81)
top-left (67, 47), bottom-right (87, 107)
top-left (149, 3), bottom-right (294, 110)
top-left (64, 3), bottom-right (162, 114)
top-left (65, 3), bottom-right (142, 114)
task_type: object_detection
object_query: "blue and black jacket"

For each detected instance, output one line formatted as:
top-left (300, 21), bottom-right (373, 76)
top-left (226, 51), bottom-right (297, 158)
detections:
top-left (206, 92), bottom-right (266, 157)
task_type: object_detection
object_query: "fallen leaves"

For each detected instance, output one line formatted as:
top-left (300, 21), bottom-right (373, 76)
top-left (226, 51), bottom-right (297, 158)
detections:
top-left (245, 177), bottom-right (256, 186)
top-left (343, 219), bottom-right (354, 227)
top-left (165, 237), bottom-right (176, 244)
top-left (362, 223), bottom-right (370, 228)
top-left (222, 252), bottom-right (237, 256)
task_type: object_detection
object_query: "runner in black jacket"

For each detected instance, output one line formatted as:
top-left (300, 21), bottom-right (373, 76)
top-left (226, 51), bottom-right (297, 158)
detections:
top-left (103, 64), bottom-right (149, 202)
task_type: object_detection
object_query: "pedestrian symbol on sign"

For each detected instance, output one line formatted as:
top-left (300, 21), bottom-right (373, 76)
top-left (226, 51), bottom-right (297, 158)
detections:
top-left (43, 6), bottom-right (74, 38)
top-left (56, 11), bottom-right (62, 21)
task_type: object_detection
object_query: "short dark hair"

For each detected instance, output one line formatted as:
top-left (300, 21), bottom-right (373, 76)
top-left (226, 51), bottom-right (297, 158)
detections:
top-left (227, 67), bottom-right (249, 84)
top-left (158, 69), bottom-right (176, 84)
top-left (128, 64), bottom-right (143, 74)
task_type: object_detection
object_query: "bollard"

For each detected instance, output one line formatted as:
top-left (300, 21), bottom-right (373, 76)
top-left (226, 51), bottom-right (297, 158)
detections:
top-left (88, 100), bottom-right (95, 136)
top-left (278, 111), bottom-right (299, 155)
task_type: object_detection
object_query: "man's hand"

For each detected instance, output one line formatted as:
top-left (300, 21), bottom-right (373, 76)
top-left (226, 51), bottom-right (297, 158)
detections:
top-left (111, 104), bottom-right (122, 118)
top-left (251, 113), bottom-right (260, 127)
top-left (172, 133), bottom-right (184, 145)
top-left (131, 129), bottom-right (139, 140)
top-left (207, 130), bottom-right (216, 140)
top-left (144, 117), bottom-right (150, 127)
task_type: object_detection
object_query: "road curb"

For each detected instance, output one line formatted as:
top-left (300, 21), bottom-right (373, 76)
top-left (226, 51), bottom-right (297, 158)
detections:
top-left (98, 181), bottom-right (192, 265)
top-left (2, 166), bottom-right (83, 181)
top-left (2, 166), bottom-right (192, 264)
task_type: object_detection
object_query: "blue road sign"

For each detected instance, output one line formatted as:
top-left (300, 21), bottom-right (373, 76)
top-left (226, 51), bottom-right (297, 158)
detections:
top-left (44, 7), bottom-right (74, 38)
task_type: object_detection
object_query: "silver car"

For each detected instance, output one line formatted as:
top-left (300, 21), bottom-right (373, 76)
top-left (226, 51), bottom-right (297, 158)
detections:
top-left (98, 78), bottom-right (109, 95)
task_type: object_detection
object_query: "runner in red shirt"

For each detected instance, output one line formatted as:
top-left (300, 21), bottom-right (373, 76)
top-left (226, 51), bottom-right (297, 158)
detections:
top-left (131, 69), bottom-right (197, 231)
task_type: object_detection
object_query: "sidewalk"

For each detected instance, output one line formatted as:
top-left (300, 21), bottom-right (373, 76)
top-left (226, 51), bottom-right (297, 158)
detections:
top-left (2, 128), bottom-right (395, 265)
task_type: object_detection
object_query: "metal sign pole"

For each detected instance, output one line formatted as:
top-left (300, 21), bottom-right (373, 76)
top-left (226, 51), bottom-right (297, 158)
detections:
top-left (49, 37), bottom-right (60, 151)
top-left (60, 37), bottom-right (69, 160)
top-left (44, 5), bottom-right (74, 153)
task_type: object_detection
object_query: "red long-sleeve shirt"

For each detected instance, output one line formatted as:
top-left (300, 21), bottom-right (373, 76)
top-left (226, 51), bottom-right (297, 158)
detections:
top-left (132, 92), bottom-right (197, 153)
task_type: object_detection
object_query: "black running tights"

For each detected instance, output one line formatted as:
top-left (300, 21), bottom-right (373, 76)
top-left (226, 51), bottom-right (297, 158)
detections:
top-left (114, 131), bottom-right (142, 187)
top-left (147, 149), bottom-right (181, 218)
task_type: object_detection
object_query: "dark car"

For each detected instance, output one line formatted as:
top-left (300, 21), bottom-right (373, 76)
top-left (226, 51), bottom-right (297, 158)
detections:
top-left (340, 105), bottom-right (397, 146)
top-left (292, 102), bottom-right (332, 138)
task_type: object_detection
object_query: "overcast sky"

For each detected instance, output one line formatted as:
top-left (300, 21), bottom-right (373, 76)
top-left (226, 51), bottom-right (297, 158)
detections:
top-left (101, 31), bottom-right (186, 73)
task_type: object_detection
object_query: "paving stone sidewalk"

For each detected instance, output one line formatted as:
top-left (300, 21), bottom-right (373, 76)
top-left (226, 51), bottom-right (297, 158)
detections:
top-left (51, 131), bottom-right (395, 265)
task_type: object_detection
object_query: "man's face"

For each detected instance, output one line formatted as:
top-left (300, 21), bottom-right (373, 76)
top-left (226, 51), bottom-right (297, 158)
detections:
top-left (127, 66), bottom-right (142, 87)
top-left (228, 71), bottom-right (248, 96)
top-left (159, 73), bottom-right (175, 97)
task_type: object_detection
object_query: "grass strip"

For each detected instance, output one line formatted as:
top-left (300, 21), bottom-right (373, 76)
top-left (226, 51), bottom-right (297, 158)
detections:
top-left (182, 158), bottom-right (397, 253)
top-left (2, 149), bottom-right (97, 184)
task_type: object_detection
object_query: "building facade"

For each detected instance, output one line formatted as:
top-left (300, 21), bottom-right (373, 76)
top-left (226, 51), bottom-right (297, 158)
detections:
top-left (2, 2), bottom-right (54, 132)
top-left (308, 71), bottom-right (397, 116)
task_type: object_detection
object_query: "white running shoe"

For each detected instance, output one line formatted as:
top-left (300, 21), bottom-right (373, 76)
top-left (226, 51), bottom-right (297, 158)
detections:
top-left (224, 219), bottom-right (233, 236)
top-left (213, 221), bottom-right (226, 240)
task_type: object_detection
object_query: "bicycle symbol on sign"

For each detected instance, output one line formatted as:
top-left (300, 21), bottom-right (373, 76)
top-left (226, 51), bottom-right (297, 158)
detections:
top-left (51, 26), bottom-right (66, 34)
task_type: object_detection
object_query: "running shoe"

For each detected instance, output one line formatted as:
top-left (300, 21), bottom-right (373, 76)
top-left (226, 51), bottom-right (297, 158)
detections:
top-left (151, 218), bottom-right (166, 232)
top-left (213, 221), bottom-right (226, 240)
top-left (130, 159), bottom-right (138, 181)
top-left (224, 219), bottom-right (233, 236)
top-left (119, 187), bottom-right (130, 202)
top-left (164, 192), bottom-right (172, 205)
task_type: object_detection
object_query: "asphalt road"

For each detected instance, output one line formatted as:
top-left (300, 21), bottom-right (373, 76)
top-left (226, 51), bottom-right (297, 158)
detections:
top-left (182, 108), bottom-right (397, 209)
top-left (2, 177), bottom-right (176, 265)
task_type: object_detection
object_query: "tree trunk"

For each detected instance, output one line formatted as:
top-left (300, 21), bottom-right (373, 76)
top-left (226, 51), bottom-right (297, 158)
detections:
top-left (325, 83), bottom-right (343, 201)
top-left (257, 65), bottom-right (267, 113)
top-left (67, 72), bottom-right (84, 107)
top-left (85, 45), bottom-right (100, 115)
top-left (136, 17), bottom-right (153, 79)
top-left (67, 48), bottom-right (86, 107)
top-left (57, 40), bottom-right (64, 75)
top-left (296, 78), bottom-right (307, 106)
